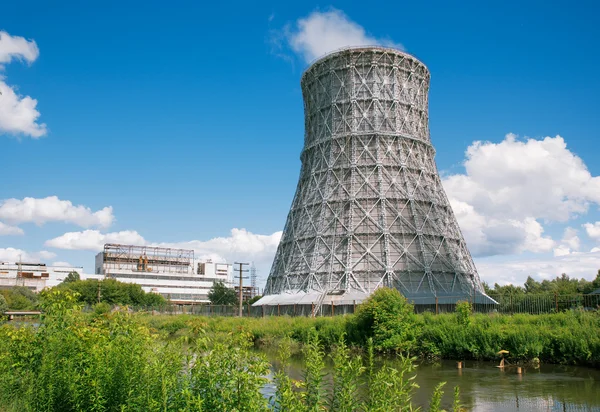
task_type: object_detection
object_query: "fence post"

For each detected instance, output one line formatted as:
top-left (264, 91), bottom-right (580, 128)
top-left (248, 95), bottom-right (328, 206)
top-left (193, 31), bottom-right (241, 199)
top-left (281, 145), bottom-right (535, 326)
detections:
top-left (353, 300), bottom-right (356, 313)
top-left (554, 292), bottom-right (558, 312)
top-left (278, 304), bottom-right (280, 316)
top-left (435, 297), bottom-right (439, 315)
top-left (331, 301), bottom-right (334, 316)
top-left (294, 304), bottom-right (296, 317)
top-left (510, 294), bottom-right (513, 314)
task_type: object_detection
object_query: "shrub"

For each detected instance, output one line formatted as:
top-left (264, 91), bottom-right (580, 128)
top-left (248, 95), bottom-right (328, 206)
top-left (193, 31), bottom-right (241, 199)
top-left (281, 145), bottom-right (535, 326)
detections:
top-left (351, 287), bottom-right (419, 353)
top-left (0, 295), bottom-right (7, 314)
top-left (455, 301), bottom-right (472, 327)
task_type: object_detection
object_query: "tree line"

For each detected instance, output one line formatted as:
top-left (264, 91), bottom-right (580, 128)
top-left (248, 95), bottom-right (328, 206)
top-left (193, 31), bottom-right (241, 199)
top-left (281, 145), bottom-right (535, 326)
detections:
top-left (483, 270), bottom-right (600, 296)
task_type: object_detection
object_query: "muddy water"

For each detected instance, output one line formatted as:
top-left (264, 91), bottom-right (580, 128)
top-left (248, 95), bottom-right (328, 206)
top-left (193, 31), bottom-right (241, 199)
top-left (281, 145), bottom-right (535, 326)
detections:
top-left (262, 354), bottom-right (600, 411)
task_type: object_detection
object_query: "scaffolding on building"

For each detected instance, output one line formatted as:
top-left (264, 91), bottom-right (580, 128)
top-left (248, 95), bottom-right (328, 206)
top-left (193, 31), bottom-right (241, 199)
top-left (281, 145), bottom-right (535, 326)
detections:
top-left (102, 244), bottom-right (194, 275)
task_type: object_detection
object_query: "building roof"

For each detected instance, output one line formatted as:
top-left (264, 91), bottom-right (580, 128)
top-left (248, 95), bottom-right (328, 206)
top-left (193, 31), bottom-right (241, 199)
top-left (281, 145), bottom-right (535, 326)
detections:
top-left (589, 288), bottom-right (600, 295)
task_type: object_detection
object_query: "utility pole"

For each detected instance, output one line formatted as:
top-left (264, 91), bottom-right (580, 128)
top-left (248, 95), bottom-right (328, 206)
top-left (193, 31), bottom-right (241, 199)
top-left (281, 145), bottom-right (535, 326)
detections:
top-left (234, 262), bottom-right (249, 317)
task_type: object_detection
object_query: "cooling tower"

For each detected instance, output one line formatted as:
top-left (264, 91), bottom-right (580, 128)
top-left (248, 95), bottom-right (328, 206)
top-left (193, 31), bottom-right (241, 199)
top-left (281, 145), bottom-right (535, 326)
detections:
top-left (257, 47), bottom-right (492, 312)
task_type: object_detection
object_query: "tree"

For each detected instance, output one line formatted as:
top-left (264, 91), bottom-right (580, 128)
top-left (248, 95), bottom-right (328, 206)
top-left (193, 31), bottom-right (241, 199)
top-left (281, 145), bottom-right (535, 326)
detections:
top-left (62, 271), bottom-right (80, 284)
top-left (247, 295), bottom-right (262, 305)
top-left (208, 282), bottom-right (237, 305)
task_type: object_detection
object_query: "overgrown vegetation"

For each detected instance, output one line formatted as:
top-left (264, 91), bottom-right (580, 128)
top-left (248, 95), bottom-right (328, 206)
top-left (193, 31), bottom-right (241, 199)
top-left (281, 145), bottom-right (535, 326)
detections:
top-left (0, 289), bottom-right (461, 411)
top-left (0, 287), bottom-right (38, 311)
top-left (57, 278), bottom-right (166, 307)
top-left (139, 288), bottom-right (600, 368)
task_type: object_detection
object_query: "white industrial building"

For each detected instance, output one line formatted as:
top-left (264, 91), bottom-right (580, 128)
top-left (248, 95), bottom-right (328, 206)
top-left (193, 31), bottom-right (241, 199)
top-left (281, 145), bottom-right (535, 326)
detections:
top-left (0, 261), bottom-right (101, 291)
top-left (95, 243), bottom-right (231, 304)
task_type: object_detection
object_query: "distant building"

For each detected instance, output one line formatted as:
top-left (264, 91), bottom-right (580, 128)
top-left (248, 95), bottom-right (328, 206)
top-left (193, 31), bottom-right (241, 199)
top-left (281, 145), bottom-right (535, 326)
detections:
top-left (0, 261), bottom-right (101, 291)
top-left (234, 285), bottom-right (259, 302)
top-left (95, 243), bottom-right (231, 304)
top-left (590, 288), bottom-right (600, 295)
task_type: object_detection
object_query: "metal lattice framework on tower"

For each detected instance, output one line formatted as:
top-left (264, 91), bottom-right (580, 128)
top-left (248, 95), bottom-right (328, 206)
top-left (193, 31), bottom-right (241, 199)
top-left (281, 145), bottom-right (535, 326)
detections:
top-left (258, 47), bottom-right (491, 309)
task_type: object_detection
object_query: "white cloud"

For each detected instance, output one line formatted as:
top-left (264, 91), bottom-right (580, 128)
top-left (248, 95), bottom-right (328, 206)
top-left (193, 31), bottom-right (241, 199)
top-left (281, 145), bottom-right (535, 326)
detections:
top-left (0, 222), bottom-right (24, 235)
top-left (444, 134), bottom-right (600, 257)
top-left (476, 249), bottom-right (600, 286)
top-left (284, 9), bottom-right (402, 63)
top-left (45, 230), bottom-right (146, 251)
top-left (0, 196), bottom-right (114, 228)
top-left (0, 31), bottom-right (46, 138)
top-left (553, 227), bottom-right (581, 257)
top-left (0, 247), bottom-right (55, 263)
top-left (0, 31), bottom-right (39, 64)
top-left (583, 221), bottom-right (600, 240)
top-left (155, 228), bottom-right (283, 268)
top-left (51, 261), bottom-right (73, 267)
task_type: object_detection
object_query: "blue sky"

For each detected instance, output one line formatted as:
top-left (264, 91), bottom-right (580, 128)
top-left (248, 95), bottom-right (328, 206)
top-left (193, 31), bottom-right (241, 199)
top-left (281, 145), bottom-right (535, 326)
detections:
top-left (1, 0), bottom-right (599, 288)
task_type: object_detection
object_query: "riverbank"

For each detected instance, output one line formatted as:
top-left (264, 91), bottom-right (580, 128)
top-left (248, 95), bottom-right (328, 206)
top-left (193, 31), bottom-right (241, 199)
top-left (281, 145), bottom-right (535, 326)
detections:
top-left (141, 308), bottom-right (600, 367)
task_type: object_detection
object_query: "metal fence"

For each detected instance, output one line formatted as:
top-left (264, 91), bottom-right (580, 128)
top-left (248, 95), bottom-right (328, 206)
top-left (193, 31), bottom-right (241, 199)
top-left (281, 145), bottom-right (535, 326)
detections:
top-left (125, 293), bottom-right (600, 317)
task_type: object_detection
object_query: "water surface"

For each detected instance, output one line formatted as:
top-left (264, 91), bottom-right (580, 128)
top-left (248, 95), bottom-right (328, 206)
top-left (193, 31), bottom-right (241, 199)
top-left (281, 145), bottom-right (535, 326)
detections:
top-left (262, 353), bottom-right (600, 411)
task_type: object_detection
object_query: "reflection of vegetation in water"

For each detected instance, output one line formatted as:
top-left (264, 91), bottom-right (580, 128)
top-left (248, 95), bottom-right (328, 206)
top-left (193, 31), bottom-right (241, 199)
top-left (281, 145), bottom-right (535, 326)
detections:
top-left (0, 290), bottom-right (463, 411)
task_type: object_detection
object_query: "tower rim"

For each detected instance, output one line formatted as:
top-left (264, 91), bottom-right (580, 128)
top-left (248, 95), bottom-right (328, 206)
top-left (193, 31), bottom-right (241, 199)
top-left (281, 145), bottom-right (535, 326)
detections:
top-left (301, 46), bottom-right (429, 83)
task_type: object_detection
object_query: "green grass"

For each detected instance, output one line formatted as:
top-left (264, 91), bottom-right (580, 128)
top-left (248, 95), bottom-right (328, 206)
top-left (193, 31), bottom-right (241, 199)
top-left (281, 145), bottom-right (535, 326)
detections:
top-left (137, 307), bottom-right (600, 367)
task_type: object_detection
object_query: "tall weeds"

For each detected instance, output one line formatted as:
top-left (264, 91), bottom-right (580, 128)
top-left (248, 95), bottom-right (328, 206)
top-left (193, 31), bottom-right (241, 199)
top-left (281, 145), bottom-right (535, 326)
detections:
top-left (0, 290), bottom-right (460, 411)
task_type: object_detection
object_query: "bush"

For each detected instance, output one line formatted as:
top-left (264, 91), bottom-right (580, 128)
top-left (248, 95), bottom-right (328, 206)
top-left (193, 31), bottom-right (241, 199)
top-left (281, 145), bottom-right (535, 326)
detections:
top-left (455, 301), bottom-right (472, 326)
top-left (0, 287), bottom-right (38, 311)
top-left (350, 287), bottom-right (419, 353)
top-left (0, 295), bottom-right (7, 314)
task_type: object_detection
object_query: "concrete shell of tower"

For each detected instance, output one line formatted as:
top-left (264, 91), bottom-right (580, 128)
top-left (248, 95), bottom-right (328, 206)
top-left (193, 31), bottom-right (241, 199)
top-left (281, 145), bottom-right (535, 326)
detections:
top-left (255, 46), bottom-right (494, 309)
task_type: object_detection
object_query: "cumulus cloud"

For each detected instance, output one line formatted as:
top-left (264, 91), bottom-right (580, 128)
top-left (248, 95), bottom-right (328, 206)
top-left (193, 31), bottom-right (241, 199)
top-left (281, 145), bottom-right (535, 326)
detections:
top-left (0, 222), bottom-right (24, 235)
top-left (583, 221), bottom-right (600, 241)
top-left (0, 247), bottom-right (55, 263)
top-left (444, 134), bottom-right (600, 257)
top-left (51, 261), bottom-right (73, 267)
top-left (553, 227), bottom-right (581, 257)
top-left (0, 196), bottom-right (114, 228)
top-left (281, 9), bottom-right (402, 64)
top-left (476, 249), bottom-right (600, 286)
top-left (0, 31), bottom-right (46, 138)
top-left (155, 228), bottom-right (283, 267)
top-left (45, 230), bottom-right (146, 251)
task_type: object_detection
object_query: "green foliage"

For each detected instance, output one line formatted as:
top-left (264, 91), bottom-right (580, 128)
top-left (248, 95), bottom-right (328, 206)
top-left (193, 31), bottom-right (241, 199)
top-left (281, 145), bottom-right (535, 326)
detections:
top-left (329, 335), bottom-right (364, 412)
top-left (92, 301), bottom-right (111, 316)
top-left (0, 295), bottom-right (7, 314)
top-left (452, 386), bottom-right (463, 412)
top-left (487, 270), bottom-right (600, 296)
top-left (62, 271), bottom-right (80, 283)
top-left (0, 287), bottom-right (38, 310)
top-left (455, 301), bottom-right (472, 327)
top-left (302, 330), bottom-right (326, 411)
top-left (248, 295), bottom-right (262, 305)
top-left (53, 278), bottom-right (167, 307)
top-left (351, 287), bottom-right (419, 352)
top-left (428, 382), bottom-right (446, 412)
top-left (208, 281), bottom-right (237, 305)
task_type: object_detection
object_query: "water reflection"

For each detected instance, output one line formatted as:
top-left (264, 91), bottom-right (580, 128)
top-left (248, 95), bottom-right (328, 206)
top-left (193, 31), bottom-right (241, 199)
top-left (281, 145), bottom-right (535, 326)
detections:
top-left (262, 352), bottom-right (600, 411)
